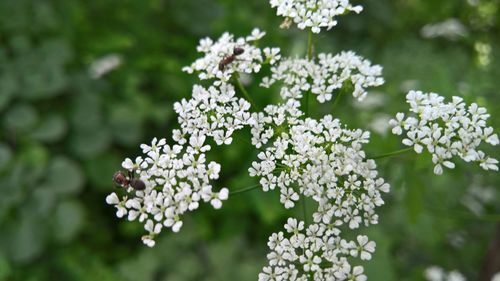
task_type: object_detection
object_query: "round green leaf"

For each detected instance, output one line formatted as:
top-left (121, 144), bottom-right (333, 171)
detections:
top-left (84, 154), bottom-right (122, 191)
top-left (53, 200), bottom-right (84, 243)
top-left (44, 156), bottom-right (84, 195)
top-left (69, 128), bottom-right (112, 158)
top-left (0, 73), bottom-right (17, 113)
top-left (9, 213), bottom-right (46, 263)
top-left (30, 114), bottom-right (67, 143)
top-left (109, 104), bottom-right (143, 146)
top-left (3, 103), bottom-right (38, 133)
top-left (0, 143), bottom-right (12, 171)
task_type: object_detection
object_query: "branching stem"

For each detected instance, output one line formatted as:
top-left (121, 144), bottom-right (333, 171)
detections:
top-left (370, 147), bottom-right (413, 160)
top-left (235, 77), bottom-right (257, 109)
top-left (230, 184), bottom-right (261, 195)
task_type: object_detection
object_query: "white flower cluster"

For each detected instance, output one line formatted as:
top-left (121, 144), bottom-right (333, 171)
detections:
top-left (261, 51), bottom-right (384, 102)
top-left (173, 83), bottom-right (253, 146)
top-left (250, 113), bottom-right (389, 227)
top-left (106, 136), bottom-right (229, 247)
top-left (269, 0), bottom-right (363, 33)
top-left (251, 108), bottom-right (389, 279)
top-left (259, 218), bottom-right (375, 281)
top-left (424, 266), bottom-right (466, 281)
top-left (182, 28), bottom-right (281, 82)
top-left (390, 90), bottom-right (499, 175)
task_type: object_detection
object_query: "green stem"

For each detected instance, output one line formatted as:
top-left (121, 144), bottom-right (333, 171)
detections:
top-left (307, 31), bottom-right (314, 60)
top-left (235, 78), bottom-right (257, 109)
top-left (331, 88), bottom-right (344, 109)
top-left (304, 31), bottom-right (314, 117)
top-left (302, 197), bottom-right (308, 225)
top-left (370, 147), bottom-right (414, 160)
top-left (230, 184), bottom-right (261, 195)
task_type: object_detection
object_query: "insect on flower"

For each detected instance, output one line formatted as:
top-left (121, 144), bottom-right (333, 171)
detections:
top-left (112, 170), bottom-right (146, 190)
top-left (218, 47), bottom-right (244, 71)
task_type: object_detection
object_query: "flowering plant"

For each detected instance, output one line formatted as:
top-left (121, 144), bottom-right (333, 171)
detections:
top-left (106, 0), bottom-right (498, 280)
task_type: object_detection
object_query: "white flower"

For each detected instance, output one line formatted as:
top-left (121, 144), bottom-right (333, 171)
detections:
top-left (246, 28), bottom-right (266, 41)
top-left (262, 52), bottom-right (384, 103)
top-left (280, 187), bottom-right (300, 208)
top-left (270, 0), bottom-right (363, 33)
top-left (390, 90), bottom-right (499, 174)
top-left (353, 235), bottom-right (376, 260)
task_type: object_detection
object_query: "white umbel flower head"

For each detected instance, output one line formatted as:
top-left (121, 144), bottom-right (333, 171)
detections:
top-left (174, 83), bottom-right (254, 145)
top-left (260, 219), bottom-right (374, 280)
top-left (261, 52), bottom-right (384, 102)
top-left (250, 113), bottom-right (389, 229)
top-left (183, 28), bottom-right (280, 83)
top-left (270, 0), bottom-right (363, 33)
top-left (105, 136), bottom-right (229, 247)
top-left (390, 91), bottom-right (499, 175)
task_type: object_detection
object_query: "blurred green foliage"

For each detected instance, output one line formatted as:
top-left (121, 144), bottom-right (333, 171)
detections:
top-left (0, 0), bottom-right (499, 280)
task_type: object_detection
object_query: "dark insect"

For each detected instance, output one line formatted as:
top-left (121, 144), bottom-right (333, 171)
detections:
top-left (218, 47), bottom-right (245, 71)
top-left (113, 170), bottom-right (146, 190)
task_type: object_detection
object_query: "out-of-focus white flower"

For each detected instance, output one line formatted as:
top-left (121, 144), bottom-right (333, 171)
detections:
top-left (269, 0), bottom-right (363, 33)
top-left (369, 114), bottom-right (392, 136)
top-left (425, 266), bottom-right (446, 281)
top-left (421, 18), bottom-right (468, 40)
top-left (461, 181), bottom-right (496, 215)
top-left (261, 51), bottom-right (384, 102)
top-left (105, 136), bottom-right (229, 247)
top-left (183, 29), bottom-right (280, 83)
top-left (424, 266), bottom-right (466, 281)
top-left (89, 54), bottom-right (122, 79)
top-left (492, 272), bottom-right (500, 281)
top-left (390, 90), bottom-right (499, 175)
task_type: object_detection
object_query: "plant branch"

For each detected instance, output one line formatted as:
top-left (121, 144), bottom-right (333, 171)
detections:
top-left (302, 197), bottom-right (309, 225)
top-left (307, 31), bottom-right (314, 60)
top-left (370, 147), bottom-right (413, 160)
top-left (234, 77), bottom-right (257, 109)
top-left (230, 183), bottom-right (261, 195)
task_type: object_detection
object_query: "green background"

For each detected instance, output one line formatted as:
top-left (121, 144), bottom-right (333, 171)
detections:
top-left (0, 0), bottom-right (499, 280)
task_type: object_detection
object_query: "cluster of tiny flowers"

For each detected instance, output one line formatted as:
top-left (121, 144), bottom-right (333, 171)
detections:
top-left (390, 90), bottom-right (499, 175)
top-left (269, 0), bottom-right (363, 33)
top-left (261, 51), bottom-right (384, 102)
top-left (106, 136), bottom-right (229, 247)
top-left (259, 218), bottom-right (374, 281)
top-left (182, 28), bottom-right (281, 82)
top-left (250, 112), bottom-right (389, 228)
top-left (173, 83), bottom-right (253, 146)
top-left (424, 266), bottom-right (466, 281)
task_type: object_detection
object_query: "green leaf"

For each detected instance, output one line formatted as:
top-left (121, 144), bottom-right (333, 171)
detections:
top-left (53, 200), bottom-right (85, 243)
top-left (84, 154), bottom-right (122, 191)
top-left (69, 128), bottom-right (112, 158)
top-left (9, 213), bottom-right (46, 263)
top-left (30, 114), bottom-right (67, 143)
top-left (43, 156), bottom-right (84, 196)
top-left (0, 73), bottom-right (17, 113)
top-left (108, 104), bottom-right (143, 146)
top-left (0, 143), bottom-right (12, 171)
top-left (3, 103), bottom-right (39, 133)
